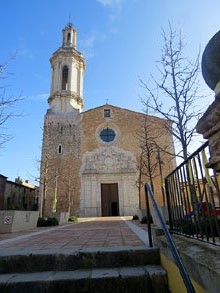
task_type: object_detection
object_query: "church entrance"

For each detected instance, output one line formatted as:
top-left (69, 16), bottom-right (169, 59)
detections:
top-left (101, 183), bottom-right (119, 216)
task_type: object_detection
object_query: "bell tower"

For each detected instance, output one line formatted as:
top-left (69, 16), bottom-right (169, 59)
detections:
top-left (40, 24), bottom-right (85, 217)
top-left (48, 23), bottom-right (85, 113)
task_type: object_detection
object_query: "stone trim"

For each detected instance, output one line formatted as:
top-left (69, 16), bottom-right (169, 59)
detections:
top-left (95, 123), bottom-right (120, 146)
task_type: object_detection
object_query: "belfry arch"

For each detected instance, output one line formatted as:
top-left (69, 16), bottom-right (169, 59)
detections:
top-left (61, 65), bottom-right (69, 90)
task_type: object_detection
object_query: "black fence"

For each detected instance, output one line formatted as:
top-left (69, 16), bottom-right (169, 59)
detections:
top-left (165, 141), bottom-right (220, 246)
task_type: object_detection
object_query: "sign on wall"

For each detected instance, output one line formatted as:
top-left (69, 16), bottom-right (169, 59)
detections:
top-left (4, 216), bottom-right (12, 225)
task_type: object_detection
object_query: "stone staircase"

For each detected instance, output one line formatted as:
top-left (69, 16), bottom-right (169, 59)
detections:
top-left (0, 246), bottom-right (169, 292)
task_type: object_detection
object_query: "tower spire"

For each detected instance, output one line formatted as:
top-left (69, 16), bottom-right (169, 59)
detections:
top-left (62, 23), bottom-right (77, 49)
top-left (48, 24), bottom-right (86, 113)
top-left (68, 13), bottom-right (72, 26)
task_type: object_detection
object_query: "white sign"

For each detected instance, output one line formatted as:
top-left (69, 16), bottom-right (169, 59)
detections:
top-left (4, 216), bottom-right (12, 225)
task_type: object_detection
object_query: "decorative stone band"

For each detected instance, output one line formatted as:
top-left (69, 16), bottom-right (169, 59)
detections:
top-left (48, 91), bottom-right (82, 101)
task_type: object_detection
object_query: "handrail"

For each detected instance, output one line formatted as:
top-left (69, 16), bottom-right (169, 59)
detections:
top-left (145, 183), bottom-right (195, 293)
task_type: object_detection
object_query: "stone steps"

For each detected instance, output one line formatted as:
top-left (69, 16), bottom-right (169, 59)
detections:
top-left (0, 247), bottom-right (169, 292)
top-left (0, 265), bottom-right (168, 293)
top-left (0, 247), bottom-right (160, 273)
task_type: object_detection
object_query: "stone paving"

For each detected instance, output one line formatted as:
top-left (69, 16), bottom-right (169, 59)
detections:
top-left (0, 217), bottom-right (170, 293)
top-left (0, 217), bottom-right (149, 253)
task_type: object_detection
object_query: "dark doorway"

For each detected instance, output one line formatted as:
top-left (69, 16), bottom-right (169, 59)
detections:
top-left (101, 183), bottom-right (119, 216)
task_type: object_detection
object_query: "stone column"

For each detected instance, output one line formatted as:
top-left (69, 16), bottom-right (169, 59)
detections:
top-left (196, 30), bottom-right (220, 171)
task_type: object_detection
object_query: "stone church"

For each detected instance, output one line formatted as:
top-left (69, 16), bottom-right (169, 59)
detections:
top-left (40, 23), bottom-right (175, 218)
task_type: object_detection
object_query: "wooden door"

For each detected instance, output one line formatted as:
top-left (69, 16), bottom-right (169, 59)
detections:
top-left (101, 183), bottom-right (119, 216)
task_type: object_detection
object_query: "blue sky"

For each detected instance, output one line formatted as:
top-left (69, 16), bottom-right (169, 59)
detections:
top-left (1, 0), bottom-right (220, 183)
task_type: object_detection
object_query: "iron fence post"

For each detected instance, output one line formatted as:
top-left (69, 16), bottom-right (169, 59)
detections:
top-left (165, 177), bottom-right (173, 231)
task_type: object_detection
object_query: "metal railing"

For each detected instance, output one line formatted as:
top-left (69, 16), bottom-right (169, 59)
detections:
top-left (145, 183), bottom-right (195, 293)
top-left (165, 142), bottom-right (220, 246)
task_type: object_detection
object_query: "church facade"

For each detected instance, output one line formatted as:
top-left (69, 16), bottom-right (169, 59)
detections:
top-left (40, 24), bottom-right (175, 217)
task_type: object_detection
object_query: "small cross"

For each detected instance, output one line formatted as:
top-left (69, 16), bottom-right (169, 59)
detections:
top-left (68, 14), bottom-right (72, 26)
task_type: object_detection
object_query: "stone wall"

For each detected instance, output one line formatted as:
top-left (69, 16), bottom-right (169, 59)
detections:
top-left (41, 104), bottom-right (175, 217)
top-left (0, 175), bottom-right (7, 209)
top-left (48, 212), bottom-right (70, 225)
top-left (0, 210), bottom-right (39, 233)
top-left (152, 225), bottom-right (219, 293)
top-left (40, 112), bottom-right (82, 216)
top-left (82, 105), bottom-right (175, 212)
top-left (0, 175), bottom-right (38, 211)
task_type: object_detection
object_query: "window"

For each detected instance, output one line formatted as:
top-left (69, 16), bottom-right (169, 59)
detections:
top-left (58, 144), bottom-right (62, 154)
top-left (61, 65), bottom-right (68, 90)
top-left (67, 32), bottom-right (71, 42)
top-left (100, 128), bottom-right (116, 142)
top-left (7, 197), bottom-right (11, 207)
top-left (104, 109), bottom-right (111, 118)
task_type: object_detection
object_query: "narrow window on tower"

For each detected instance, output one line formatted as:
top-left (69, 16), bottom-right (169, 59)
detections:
top-left (61, 65), bottom-right (68, 90)
top-left (58, 144), bottom-right (62, 154)
top-left (67, 32), bottom-right (71, 42)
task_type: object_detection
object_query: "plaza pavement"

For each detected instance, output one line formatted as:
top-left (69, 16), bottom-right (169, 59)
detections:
top-left (0, 217), bottom-right (149, 254)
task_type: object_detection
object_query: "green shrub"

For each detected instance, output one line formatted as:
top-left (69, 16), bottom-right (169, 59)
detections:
top-left (68, 215), bottom-right (78, 222)
top-left (46, 217), bottom-right (59, 226)
top-left (37, 217), bottom-right (47, 227)
top-left (37, 217), bottom-right (59, 227)
top-left (132, 215), bottom-right (139, 220)
top-left (140, 215), bottom-right (153, 224)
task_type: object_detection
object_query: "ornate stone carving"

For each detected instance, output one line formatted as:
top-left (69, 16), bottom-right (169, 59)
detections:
top-left (81, 146), bottom-right (137, 174)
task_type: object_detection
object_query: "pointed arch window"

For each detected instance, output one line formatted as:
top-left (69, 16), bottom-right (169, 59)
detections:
top-left (61, 65), bottom-right (68, 90)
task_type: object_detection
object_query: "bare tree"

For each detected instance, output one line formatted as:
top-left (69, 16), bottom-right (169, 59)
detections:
top-left (140, 23), bottom-right (202, 161)
top-left (34, 156), bottom-right (53, 217)
top-left (0, 55), bottom-right (22, 148)
top-left (136, 114), bottom-right (160, 203)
